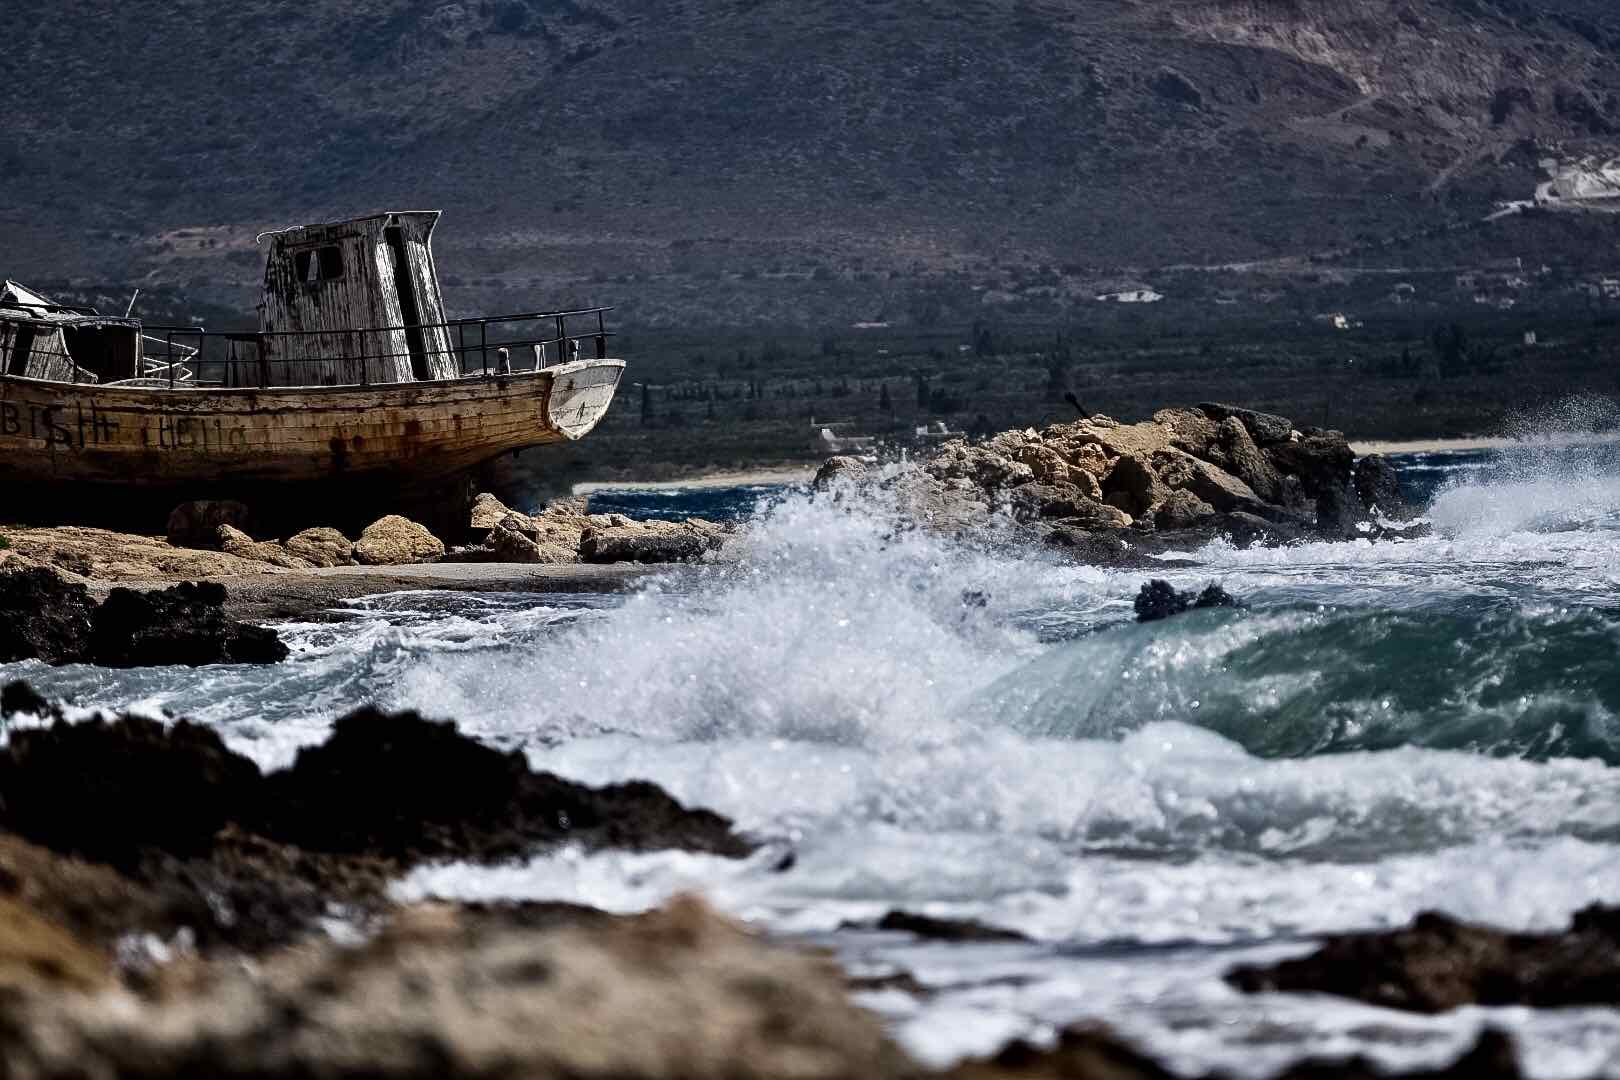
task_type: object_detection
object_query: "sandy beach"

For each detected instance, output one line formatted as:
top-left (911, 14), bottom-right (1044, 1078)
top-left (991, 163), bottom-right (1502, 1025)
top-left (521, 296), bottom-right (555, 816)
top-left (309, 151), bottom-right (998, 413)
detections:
top-left (1352, 433), bottom-right (1620, 455)
top-left (573, 466), bottom-right (816, 495)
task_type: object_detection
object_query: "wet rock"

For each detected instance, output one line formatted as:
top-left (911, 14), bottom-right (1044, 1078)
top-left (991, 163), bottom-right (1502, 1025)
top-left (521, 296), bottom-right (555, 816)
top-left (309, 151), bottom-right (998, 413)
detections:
top-left (217, 525), bottom-right (316, 570)
top-left (1314, 481), bottom-right (1364, 538)
top-left (813, 454), bottom-right (871, 490)
top-left (1044, 527), bottom-right (1163, 569)
top-left (90, 582), bottom-right (289, 667)
top-left (1133, 580), bottom-right (1239, 622)
top-left (1198, 402), bottom-right (1295, 445)
top-left (579, 519), bottom-right (724, 564)
top-left (0, 565), bottom-right (95, 664)
top-left (265, 706), bottom-right (752, 862)
top-left (1355, 454), bottom-right (1417, 521)
top-left (1012, 484), bottom-right (1125, 528)
top-left (1269, 428), bottom-right (1355, 497)
top-left (929, 440), bottom-right (1035, 493)
top-left (947, 1025), bottom-right (1522, 1079)
top-left (873, 910), bottom-right (1031, 943)
top-left (0, 896), bottom-right (911, 1079)
top-left (1217, 511), bottom-right (1308, 547)
top-left (283, 526), bottom-right (354, 567)
top-left (1102, 452), bottom-right (1171, 519)
top-left (1227, 905), bottom-right (1620, 1014)
top-left (353, 514), bottom-right (445, 565)
top-left (166, 499), bottom-right (252, 549)
top-left (1153, 489), bottom-right (1216, 531)
top-left (0, 710), bottom-right (261, 871)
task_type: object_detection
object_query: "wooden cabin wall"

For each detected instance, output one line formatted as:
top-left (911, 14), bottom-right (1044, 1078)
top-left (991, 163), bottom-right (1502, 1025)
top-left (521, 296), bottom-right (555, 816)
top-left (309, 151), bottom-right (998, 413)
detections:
top-left (1, 322), bottom-right (85, 383)
top-left (260, 228), bottom-right (414, 387)
top-left (396, 214), bottom-right (458, 380)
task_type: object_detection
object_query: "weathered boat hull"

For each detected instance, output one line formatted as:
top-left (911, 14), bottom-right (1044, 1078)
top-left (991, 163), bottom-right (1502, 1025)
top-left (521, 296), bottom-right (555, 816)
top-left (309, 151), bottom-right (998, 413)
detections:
top-left (0, 357), bottom-right (622, 497)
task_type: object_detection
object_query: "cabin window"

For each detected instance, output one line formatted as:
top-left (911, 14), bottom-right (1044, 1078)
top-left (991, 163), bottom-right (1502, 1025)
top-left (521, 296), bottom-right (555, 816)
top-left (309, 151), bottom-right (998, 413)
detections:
top-left (294, 246), bottom-right (344, 284)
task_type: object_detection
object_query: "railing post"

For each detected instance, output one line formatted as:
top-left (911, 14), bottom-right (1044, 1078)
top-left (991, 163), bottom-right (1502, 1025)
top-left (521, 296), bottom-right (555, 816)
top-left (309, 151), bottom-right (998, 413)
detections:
top-left (358, 330), bottom-right (368, 387)
top-left (480, 320), bottom-right (488, 377)
top-left (596, 310), bottom-right (606, 359)
top-left (166, 332), bottom-right (174, 388)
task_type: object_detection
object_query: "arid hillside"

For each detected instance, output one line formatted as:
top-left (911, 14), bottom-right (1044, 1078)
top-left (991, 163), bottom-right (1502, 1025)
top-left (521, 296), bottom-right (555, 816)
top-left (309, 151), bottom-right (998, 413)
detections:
top-left (6, 0), bottom-right (1620, 326)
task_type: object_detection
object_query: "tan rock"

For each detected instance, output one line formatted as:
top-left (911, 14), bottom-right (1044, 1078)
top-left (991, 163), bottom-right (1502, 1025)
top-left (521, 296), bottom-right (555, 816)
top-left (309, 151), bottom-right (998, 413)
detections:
top-left (1058, 440), bottom-right (1114, 481)
top-left (217, 526), bottom-right (316, 571)
top-left (1072, 419), bottom-right (1173, 459)
top-left (579, 519), bottom-right (723, 564)
top-left (1154, 489), bottom-right (1217, 530)
top-left (0, 896), bottom-right (111, 995)
top-left (1214, 416), bottom-right (1282, 503)
top-left (488, 514), bottom-right (578, 564)
top-left (0, 897), bottom-right (909, 1078)
top-left (1056, 501), bottom-right (1133, 530)
top-left (1016, 444), bottom-right (1074, 487)
top-left (813, 455), bottom-right (870, 490)
top-left (1151, 448), bottom-right (1265, 514)
top-left (0, 526), bottom-right (284, 582)
top-left (1154, 407), bottom-right (1222, 461)
top-left (1101, 452), bottom-right (1171, 518)
top-left (284, 527), bottom-right (354, 568)
top-left (469, 492), bottom-right (519, 533)
top-left (353, 515), bottom-right (445, 566)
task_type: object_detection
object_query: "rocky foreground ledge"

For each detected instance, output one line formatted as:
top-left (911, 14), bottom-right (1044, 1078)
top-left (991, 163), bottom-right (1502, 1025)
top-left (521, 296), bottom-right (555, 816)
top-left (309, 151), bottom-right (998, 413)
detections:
top-left (0, 683), bottom-right (1570, 1079)
top-left (819, 404), bottom-right (1421, 564)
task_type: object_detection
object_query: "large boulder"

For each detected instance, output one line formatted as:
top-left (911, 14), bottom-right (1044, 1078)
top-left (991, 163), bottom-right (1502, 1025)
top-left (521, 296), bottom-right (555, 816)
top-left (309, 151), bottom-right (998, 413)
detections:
top-left (1053, 438), bottom-right (1114, 480)
top-left (1151, 448), bottom-right (1266, 514)
top-left (1153, 489), bottom-right (1216, 531)
top-left (90, 582), bottom-right (289, 668)
top-left (165, 500), bottom-right (253, 550)
top-left (353, 516), bottom-right (445, 566)
top-left (0, 566), bottom-right (95, 665)
top-left (488, 514), bottom-right (578, 564)
top-left (927, 441), bottom-right (1034, 493)
top-left (1214, 416), bottom-right (1282, 503)
top-left (1198, 403), bottom-right (1296, 446)
top-left (1134, 580), bottom-right (1240, 622)
top-left (469, 492), bottom-right (519, 536)
top-left (579, 519), bottom-right (723, 564)
top-left (1102, 452), bottom-right (1171, 518)
top-left (284, 527), bottom-right (354, 568)
top-left (1065, 416), bottom-right (1173, 459)
top-left (217, 526), bottom-right (315, 571)
top-left (1269, 428), bottom-right (1355, 495)
top-left (812, 455), bottom-right (870, 490)
top-left (1154, 407), bottom-right (1223, 461)
top-left (1355, 454), bottom-right (1417, 520)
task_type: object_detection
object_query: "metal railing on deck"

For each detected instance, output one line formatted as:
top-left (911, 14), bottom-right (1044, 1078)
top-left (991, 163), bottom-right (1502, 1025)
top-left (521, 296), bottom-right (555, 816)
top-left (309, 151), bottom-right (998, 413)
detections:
top-left (138, 307), bottom-right (614, 390)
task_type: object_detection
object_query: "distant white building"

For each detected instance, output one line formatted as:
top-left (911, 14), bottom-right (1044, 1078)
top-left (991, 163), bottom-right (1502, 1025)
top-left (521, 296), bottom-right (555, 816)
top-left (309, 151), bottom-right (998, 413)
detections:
top-left (1095, 289), bottom-right (1164, 304)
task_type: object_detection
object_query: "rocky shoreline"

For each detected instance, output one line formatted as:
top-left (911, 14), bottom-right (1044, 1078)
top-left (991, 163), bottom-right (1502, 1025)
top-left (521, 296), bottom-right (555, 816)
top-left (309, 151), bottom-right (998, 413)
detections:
top-left (0, 682), bottom-right (1586, 1079)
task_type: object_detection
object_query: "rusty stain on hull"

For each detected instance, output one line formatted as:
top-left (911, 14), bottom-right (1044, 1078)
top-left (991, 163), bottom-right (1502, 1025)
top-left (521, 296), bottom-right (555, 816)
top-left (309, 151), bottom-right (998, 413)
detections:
top-left (0, 358), bottom-right (624, 488)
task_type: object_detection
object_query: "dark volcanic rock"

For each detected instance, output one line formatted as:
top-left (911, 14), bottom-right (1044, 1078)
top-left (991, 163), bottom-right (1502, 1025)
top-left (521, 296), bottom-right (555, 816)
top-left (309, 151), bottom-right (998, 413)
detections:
top-left (0, 566), bottom-right (95, 664)
top-left (0, 712), bottom-right (261, 871)
top-left (1355, 453), bottom-right (1417, 520)
top-left (1198, 403), bottom-right (1295, 446)
top-left (91, 582), bottom-right (288, 667)
top-left (947, 1025), bottom-right (1522, 1079)
top-left (265, 707), bottom-right (753, 862)
top-left (874, 910), bottom-right (1030, 943)
top-left (1133, 580), bottom-right (1240, 623)
top-left (1269, 428), bottom-right (1356, 495)
top-left (1227, 906), bottom-right (1620, 1014)
top-left (166, 499), bottom-right (252, 549)
top-left (0, 683), bottom-right (754, 953)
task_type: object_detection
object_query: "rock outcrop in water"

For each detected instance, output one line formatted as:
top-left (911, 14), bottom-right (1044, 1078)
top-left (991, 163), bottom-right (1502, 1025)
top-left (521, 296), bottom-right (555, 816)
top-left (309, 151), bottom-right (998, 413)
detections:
top-left (819, 404), bottom-right (1426, 563)
top-left (0, 682), bottom-right (752, 953)
top-left (1226, 906), bottom-right (1620, 1014)
top-left (0, 568), bottom-right (287, 667)
top-left (450, 492), bottom-right (733, 565)
top-left (1133, 580), bottom-right (1240, 622)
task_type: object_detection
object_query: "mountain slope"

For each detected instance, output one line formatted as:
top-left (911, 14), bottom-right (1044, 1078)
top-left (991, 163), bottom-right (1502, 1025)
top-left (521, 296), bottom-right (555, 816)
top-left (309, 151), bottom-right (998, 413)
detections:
top-left (5, 0), bottom-right (1620, 325)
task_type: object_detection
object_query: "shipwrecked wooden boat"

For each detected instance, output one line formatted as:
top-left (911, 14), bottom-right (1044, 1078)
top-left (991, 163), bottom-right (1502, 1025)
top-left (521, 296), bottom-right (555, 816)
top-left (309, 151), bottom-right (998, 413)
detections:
top-left (0, 211), bottom-right (623, 525)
